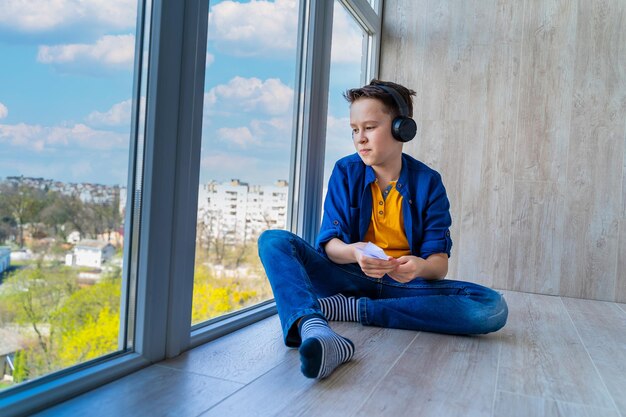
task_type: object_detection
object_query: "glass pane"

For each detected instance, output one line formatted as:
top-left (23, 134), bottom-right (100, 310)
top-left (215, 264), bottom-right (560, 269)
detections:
top-left (0, 0), bottom-right (143, 390)
top-left (323, 2), bottom-right (369, 187)
top-left (192, 0), bottom-right (298, 325)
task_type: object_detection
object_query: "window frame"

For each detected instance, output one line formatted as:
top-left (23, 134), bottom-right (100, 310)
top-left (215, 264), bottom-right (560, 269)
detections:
top-left (0, 0), bottom-right (382, 415)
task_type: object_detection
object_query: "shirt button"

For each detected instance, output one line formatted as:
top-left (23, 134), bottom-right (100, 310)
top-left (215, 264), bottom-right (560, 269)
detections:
top-left (446, 230), bottom-right (450, 236)
top-left (409, 199), bottom-right (413, 204)
top-left (378, 201), bottom-right (383, 205)
top-left (333, 220), bottom-right (339, 225)
top-left (378, 210), bottom-right (384, 215)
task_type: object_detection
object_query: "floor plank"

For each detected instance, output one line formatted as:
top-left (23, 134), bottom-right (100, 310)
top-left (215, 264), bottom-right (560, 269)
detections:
top-left (494, 391), bottom-right (620, 417)
top-left (497, 291), bottom-right (615, 408)
top-left (355, 331), bottom-right (502, 417)
top-left (33, 364), bottom-right (243, 417)
top-left (160, 315), bottom-right (289, 384)
top-left (199, 323), bottom-right (417, 417)
top-left (562, 297), bottom-right (626, 416)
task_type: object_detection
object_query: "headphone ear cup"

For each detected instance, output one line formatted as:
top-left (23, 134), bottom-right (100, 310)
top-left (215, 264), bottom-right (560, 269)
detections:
top-left (391, 117), bottom-right (417, 142)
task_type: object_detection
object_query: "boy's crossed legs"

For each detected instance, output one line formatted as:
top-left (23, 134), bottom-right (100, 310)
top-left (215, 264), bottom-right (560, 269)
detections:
top-left (258, 230), bottom-right (508, 379)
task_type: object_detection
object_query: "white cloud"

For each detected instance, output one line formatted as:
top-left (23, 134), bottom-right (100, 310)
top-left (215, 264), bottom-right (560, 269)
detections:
top-left (325, 114), bottom-right (355, 156)
top-left (206, 0), bottom-right (360, 63)
top-left (250, 117), bottom-right (291, 136)
top-left (217, 126), bottom-right (255, 148)
top-left (87, 99), bottom-right (132, 126)
top-left (0, 122), bottom-right (128, 152)
top-left (205, 77), bottom-right (293, 116)
top-left (0, 102), bottom-right (7, 119)
top-left (86, 97), bottom-right (145, 127)
top-left (326, 115), bottom-right (353, 147)
top-left (248, 117), bottom-right (292, 149)
top-left (0, 0), bottom-right (136, 33)
top-left (331, 2), bottom-right (364, 64)
top-left (206, 53), bottom-right (215, 67)
top-left (208, 0), bottom-right (297, 56)
top-left (38, 34), bottom-right (135, 70)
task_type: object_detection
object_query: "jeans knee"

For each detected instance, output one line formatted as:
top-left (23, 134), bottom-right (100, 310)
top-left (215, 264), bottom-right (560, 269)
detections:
top-left (258, 229), bottom-right (294, 258)
top-left (479, 293), bottom-right (508, 333)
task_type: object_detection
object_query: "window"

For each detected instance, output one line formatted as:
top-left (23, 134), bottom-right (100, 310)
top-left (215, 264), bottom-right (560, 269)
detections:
top-left (192, 0), bottom-right (299, 326)
top-left (0, 0), bottom-right (145, 393)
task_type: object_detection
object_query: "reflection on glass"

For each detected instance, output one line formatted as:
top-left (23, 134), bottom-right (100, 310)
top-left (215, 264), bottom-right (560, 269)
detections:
top-left (0, 0), bottom-right (140, 391)
top-left (192, 0), bottom-right (298, 325)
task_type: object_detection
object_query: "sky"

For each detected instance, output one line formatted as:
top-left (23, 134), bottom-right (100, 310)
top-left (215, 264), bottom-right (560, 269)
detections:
top-left (0, 0), bottom-right (365, 187)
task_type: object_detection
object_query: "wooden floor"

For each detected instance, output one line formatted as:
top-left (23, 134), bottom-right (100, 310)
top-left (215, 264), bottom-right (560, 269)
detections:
top-left (35, 291), bottom-right (626, 417)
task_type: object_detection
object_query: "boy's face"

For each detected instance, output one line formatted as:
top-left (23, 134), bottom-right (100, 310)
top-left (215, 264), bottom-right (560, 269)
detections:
top-left (350, 98), bottom-right (403, 169)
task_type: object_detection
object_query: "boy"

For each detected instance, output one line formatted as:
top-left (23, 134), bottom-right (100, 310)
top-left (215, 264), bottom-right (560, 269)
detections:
top-left (258, 79), bottom-right (508, 379)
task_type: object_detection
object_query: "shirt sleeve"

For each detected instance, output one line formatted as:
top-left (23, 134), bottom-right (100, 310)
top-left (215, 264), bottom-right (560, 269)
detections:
top-left (315, 163), bottom-right (353, 252)
top-left (419, 173), bottom-right (453, 258)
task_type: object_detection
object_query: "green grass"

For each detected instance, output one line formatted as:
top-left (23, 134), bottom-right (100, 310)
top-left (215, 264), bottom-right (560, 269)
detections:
top-left (0, 380), bottom-right (14, 390)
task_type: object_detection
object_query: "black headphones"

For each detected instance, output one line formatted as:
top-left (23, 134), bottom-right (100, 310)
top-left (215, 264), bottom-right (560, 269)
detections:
top-left (377, 85), bottom-right (417, 142)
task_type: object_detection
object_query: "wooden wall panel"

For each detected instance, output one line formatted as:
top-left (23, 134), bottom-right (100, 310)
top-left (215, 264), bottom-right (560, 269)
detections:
top-left (380, 0), bottom-right (626, 302)
top-left (508, 181), bottom-right (566, 295)
top-left (514, 0), bottom-right (577, 183)
top-left (618, 222), bottom-right (626, 302)
top-left (458, 43), bottom-right (520, 290)
top-left (559, 0), bottom-right (626, 300)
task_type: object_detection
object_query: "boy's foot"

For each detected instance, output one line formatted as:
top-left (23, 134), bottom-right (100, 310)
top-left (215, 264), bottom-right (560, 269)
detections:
top-left (318, 293), bottom-right (359, 322)
top-left (298, 316), bottom-right (355, 379)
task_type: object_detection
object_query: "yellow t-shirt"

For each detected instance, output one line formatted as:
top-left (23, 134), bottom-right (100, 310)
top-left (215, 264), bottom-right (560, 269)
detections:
top-left (364, 180), bottom-right (411, 258)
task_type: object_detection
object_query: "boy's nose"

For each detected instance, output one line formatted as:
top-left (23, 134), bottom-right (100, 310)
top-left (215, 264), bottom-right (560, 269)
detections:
top-left (353, 131), bottom-right (367, 143)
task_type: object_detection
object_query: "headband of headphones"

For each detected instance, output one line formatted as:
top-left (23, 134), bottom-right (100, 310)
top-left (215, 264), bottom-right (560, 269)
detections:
top-left (377, 84), bottom-right (410, 118)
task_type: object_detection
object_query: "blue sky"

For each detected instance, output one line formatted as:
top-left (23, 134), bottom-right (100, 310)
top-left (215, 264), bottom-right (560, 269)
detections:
top-left (0, 0), bottom-right (363, 187)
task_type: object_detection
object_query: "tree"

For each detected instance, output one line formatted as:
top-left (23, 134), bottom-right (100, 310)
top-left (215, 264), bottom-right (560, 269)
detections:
top-left (0, 265), bottom-right (123, 382)
top-left (12, 350), bottom-right (29, 383)
top-left (58, 306), bottom-right (119, 366)
top-left (0, 184), bottom-right (46, 247)
top-left (39, 192), bottom-right (73, 241)
top-left (53, 275), bottom-right (121, 339)
top-left (1, 264), bottom-right (78, 372)
top-left (0, 215), bottom-right (16, 244)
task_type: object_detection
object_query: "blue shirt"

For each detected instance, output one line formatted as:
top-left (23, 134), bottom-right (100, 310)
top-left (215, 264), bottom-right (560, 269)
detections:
top-left (316, 153), bottom-right (453, 259)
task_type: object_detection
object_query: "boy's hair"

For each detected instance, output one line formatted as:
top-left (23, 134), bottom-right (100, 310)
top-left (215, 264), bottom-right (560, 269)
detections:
top-left (343, 79), bottom-right (417, 118)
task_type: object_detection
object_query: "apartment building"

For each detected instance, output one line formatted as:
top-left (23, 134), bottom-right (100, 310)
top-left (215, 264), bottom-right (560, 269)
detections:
top-left (198, 179), bottom-right (288, 245)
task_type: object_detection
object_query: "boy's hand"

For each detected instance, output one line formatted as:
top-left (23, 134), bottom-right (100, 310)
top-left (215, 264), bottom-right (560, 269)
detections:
top-left (387, 256), bottom-right (424, 283)
top-left (388, 253), bottom-right (449, 282)
top-left (354, 244), bottom-right (399, 278)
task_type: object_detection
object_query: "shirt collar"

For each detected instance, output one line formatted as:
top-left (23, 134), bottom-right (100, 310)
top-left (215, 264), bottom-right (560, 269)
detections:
top-left (363, 153), bottom-right (410, 192)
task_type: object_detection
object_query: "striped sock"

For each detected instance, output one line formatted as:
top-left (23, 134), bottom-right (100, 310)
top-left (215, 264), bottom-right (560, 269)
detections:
top-left (298, 316), bottom-right (355, 379)
top-left (318, 294), bottom-right (359, 322)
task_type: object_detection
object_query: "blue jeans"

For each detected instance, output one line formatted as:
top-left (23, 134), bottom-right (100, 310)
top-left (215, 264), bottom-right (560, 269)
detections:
top-left (258, 229), bottom-right (508, 347)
